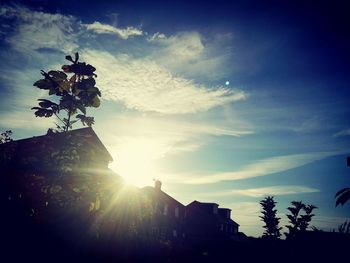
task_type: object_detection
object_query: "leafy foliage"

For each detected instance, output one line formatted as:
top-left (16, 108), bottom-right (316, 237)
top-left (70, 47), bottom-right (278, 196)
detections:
top-left (335, 157), bottom-right (350, 207)
top-left (0, 130), bottom-right (13, 144)
top-left (259, 196), bottom-right (282, 239)
top-left (32, 52), bottom-right (101, 132)
top-left (285, 201), bottom-right (317, 239)
top-left (338, 220), bottom-right (350, 234)
top-left (335, 188), bottom-right (350, 206)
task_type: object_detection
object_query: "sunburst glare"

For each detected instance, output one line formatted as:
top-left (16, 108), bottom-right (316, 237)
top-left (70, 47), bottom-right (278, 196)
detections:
top-left (109, 137), bottom-right (168, 187)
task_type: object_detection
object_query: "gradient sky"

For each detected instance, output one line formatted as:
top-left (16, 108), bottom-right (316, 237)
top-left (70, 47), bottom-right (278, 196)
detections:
top-left (1, 0), bottom-right (350, 237)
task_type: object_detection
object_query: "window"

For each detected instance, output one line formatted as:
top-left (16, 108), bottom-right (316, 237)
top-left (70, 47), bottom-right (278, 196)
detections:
top-left (163, 204), bottom-right (168, 215)
top-left (213, 206), bottom-right (218, 214)
top-left (173, 229), bottom-right (177, 237)
top-left (175, 207), bottom-right (179, 217)
top-left (220, 224), bottom-right (224, 231)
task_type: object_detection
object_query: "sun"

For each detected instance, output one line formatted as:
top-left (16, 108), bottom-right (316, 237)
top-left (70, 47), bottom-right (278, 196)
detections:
top-left (108, 137), bottom-right (165, 187)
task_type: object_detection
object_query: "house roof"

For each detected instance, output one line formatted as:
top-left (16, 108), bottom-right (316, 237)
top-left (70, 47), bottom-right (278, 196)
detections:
top-left (0, 127), bottom-right (113, 162)
top-left (141, 186), bottom-right (185, 208)
top-left (187, 200), bottom-right (239, 226)
top-left (216, 215), bottom-right (240, 226)
top-left (187, 200), bottom-right (219, 207)
top-left (218, 208), bottom-right (232, 211)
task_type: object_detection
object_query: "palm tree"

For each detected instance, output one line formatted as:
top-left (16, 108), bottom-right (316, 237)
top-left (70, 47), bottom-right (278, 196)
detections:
top-left (335, 156), bottom-right (350, 206)
top-left (335, 188), bottom-right (350, 206)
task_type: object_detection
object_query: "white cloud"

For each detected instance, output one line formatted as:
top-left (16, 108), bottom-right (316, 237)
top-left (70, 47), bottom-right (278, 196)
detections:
top-left (85, 21), bottom-right (143, 39)
top-left (165, 151), bottom-right (343, 184)
top-left (206, 185), bottom-right (320, 198)
top-left (1, 5), bottom-right (78, 53)
top-left (148, 31), bottom-right (233, 79)
top-left (150, 31), bottom-right (205, 62)
top-left (333, 128), bottom-right (350, 137)
top-left (82, 49), bottom-right (246, 114)
top-left (147, 32), bottom-right (167, 41)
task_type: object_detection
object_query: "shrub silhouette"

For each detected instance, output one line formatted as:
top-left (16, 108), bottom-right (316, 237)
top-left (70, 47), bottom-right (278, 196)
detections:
top-left (285, 201), bottom-right (317, 239)
top-left (259, 196), bottom-right (282, 239)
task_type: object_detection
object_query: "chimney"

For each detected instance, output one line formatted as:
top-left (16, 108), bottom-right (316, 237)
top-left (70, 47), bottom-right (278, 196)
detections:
top-left (154, 180), bottom-right (162, 191)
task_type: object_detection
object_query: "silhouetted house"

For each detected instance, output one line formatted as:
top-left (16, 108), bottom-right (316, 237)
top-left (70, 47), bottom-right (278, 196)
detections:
top-left (185, 201), bottom-right (239, 241)
top-left (1, 128), bottom-right (243, 244)
top-left (140, 180), bottom-right (186, 241)
top-left (0, 127), bottom-right (113, 172)
top-left (0, 127), bottom-right (119, 230)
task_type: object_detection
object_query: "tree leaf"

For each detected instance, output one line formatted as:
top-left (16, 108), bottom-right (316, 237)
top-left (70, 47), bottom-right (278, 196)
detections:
top-left (59, 81), bottom-right (70, 92)
top-left (31, 107), bottom-right (54, 117)
top-left (76, 103), bottom-right (86, 114)
top-left (65, 55), bottom-right (74, 62)
top-left (81, 78), bottom-right (96, 89)
top-left (75, 52), bottom-right (79, 63)
top-left (335, 188), bottom-right (350, 197)
top-left (49, 88), bottom-right (57, 95)
top-left (33, 79), bottom-right (53, 90)
top-left (48, 70), bottom-right (67, 82)
top-left (92, 96), bottom-right (100, 108)
top-left (336, 189), bottom-right (350, 206)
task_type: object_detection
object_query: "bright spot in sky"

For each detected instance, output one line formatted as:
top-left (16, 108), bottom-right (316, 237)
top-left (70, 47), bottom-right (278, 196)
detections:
top-left (109, 137), bottom-right (165, 187)
top-left (225, 81), bottom-right (230, 86)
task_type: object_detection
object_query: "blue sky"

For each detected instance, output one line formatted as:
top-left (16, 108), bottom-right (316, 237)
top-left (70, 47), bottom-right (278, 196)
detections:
top-left (1, 0), bottom-right (350, 237)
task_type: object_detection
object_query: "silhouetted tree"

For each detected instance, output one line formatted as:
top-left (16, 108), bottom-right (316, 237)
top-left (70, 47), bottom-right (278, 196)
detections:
top-left (335, 156), bottom-right (350, 206)
top-left (285, 201), bottom-right (304, 239)
top-left (0, 130), bottom-right (13, 144)
top-left (259, 196), bottom-right (282, 239)
top-left (299, 204), bottom-right (317, 231)
top-left (32, 53), bottom-right (101, 132)
top-left (338, 220), bottom-right (350, 234)
top-left (285, 201), bottom-right (317, 239)
top-left (336, 188), bottom-right (350, 206)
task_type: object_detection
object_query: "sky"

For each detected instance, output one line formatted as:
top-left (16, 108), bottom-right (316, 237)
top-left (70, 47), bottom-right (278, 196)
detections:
top-left (0, 0), bottom-right (350, 237)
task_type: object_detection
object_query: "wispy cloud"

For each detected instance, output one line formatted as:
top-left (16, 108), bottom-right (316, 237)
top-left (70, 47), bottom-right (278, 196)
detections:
top-left (333, 128), bottom-right (350, 137)
top-left (83, 49), bottom-right (246, 114)
top-left (147, 32), bottom-right (167, 41)
top-left (0, 5), bottom-right (78, 53)
top-left (149, 31), bottom-right (205, 61)
top-left (0, 6), bottom-right (143, 54)
top-left (148, 31), bottom-right (233, 79)
top-left (85, 21), bottom-right (143, 39)
top-left (204, 185), bottom-right (320, 198)
top-left (166, 151), bottom-right (343, 184)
